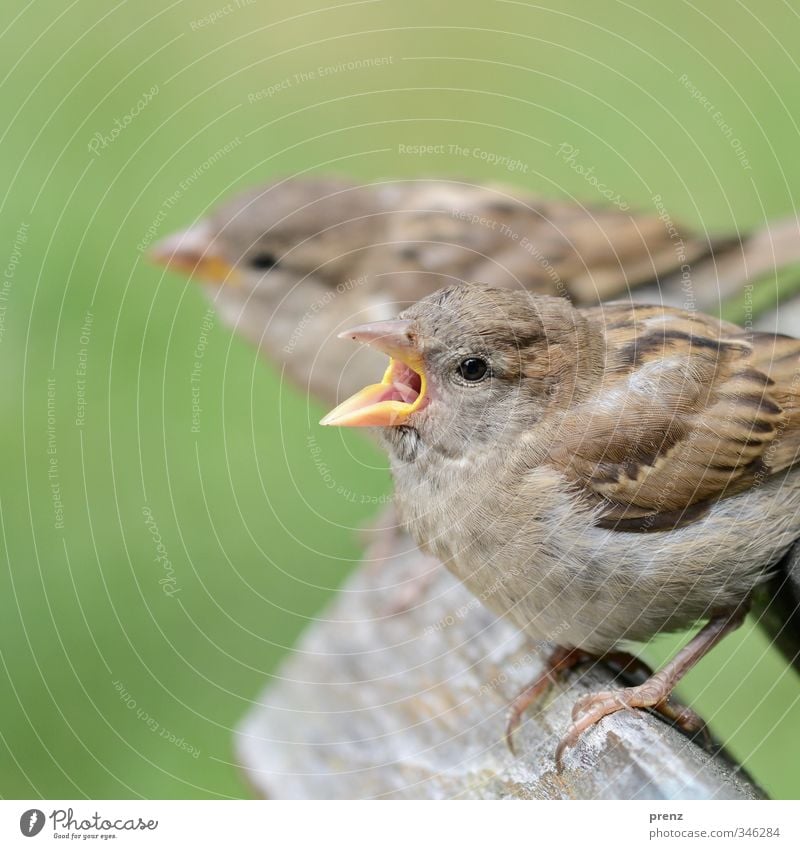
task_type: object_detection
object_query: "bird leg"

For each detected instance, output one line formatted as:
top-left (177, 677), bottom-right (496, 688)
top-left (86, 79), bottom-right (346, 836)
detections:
top-left (506, 646), bottom-right (592, 754)
top-left (555, 607), bottom-right (748, 770)
top-left (505, 647), bottom-right (704, 754)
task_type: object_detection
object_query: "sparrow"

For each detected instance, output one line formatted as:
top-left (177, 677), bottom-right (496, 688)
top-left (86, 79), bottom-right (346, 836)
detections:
top-left (320, 282), bottom-right (800, 767)
top-left (148, 176), bottom-right (800, 408)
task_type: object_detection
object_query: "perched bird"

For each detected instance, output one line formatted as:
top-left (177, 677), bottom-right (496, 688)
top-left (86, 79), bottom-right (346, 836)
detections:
top-left (321, 283), bottom-right (800, 766)
top-left (150, 175), bottom-right (800, 724)
top-left (149, 176), bottom-right (800, 407)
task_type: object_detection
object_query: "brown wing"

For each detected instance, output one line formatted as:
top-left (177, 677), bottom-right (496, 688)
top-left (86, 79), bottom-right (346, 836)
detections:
top-left (548, 302), bottom-right (800, 530)
top-left (361, 181), bottom-right (724, 305)
top-left (219, 177), bottom-right (798, 308)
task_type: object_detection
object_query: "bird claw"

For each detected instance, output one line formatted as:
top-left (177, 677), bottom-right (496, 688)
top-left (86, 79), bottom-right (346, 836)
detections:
top-left (656, 698), bottom-right (706, 734)
top-left (504, 710), bottom-right (522, 756)
top-left (569, 691), bottom-right (598, 721)
top-left (556, 688), bottom-right (641, 771)
top-left (502, 644), bottom-right (713, 770)
top-left (555, 685), bottom-right (708, 772)
top-left (506, 613), bottom-right (739, 770)
top-left (503, 647), bottom-right (591, 755)
top-left (504, 673), bottom-right (557, 755)
top-left (504, 647), bottom-right (655, 758)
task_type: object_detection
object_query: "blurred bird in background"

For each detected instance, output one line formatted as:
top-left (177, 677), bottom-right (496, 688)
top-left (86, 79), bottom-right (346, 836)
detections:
top-left (149, 176), bottom-right (800, 407)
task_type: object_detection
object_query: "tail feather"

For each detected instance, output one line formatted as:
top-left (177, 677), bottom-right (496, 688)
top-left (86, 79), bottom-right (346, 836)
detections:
top-left (683, 216), bottom-right (800, 309)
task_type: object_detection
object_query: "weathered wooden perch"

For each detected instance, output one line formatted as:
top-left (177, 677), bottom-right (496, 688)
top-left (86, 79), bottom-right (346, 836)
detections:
top-left (235, 529), bottom-right (763, 800)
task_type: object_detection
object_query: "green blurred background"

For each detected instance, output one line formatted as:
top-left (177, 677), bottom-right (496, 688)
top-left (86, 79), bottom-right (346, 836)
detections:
top-left (1, 0), bottom-right (799, 799)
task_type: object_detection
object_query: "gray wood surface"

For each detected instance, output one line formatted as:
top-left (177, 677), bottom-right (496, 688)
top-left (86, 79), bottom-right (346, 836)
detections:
top-left (236, 529), bottom-right (763, 800)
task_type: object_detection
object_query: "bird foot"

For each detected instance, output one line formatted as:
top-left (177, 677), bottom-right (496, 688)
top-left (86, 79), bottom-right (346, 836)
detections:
top-left (553, 608), bottom-right (747, 770)
top-left (505, 609), bottom-right (745, 767)
top-left (505, 646), bottom-right (671, 754)
top-left (555, 683), bottom-right (706, 770)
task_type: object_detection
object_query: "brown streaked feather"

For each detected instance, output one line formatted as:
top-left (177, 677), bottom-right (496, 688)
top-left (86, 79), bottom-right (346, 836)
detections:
top-left (548, 302), bottom-right (800, 530)
top-left (374, 189), bottom-right (723, 304)
top-left (214, 177), bottom-right (740, 305)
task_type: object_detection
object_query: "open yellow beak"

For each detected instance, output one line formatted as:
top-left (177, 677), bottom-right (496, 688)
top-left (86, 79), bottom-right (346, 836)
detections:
top-left (320, 320), bottom-right (428, 427)
top-left (148, 222), bottom-right (239, 284)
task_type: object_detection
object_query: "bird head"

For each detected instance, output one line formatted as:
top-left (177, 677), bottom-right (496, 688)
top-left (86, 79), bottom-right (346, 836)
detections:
top-left (146, 177), bottom-right (399, 402)
top-left (148, 176), bottom-right (380, 289)
top-left (321, 283), bottom-right (601, 459)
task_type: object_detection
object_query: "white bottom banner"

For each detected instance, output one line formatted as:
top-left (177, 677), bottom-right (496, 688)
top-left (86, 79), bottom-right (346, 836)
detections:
top-left (1, 800), bottom-right (798, 847)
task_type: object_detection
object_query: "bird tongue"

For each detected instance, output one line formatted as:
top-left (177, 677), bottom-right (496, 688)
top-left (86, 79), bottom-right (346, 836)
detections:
top-left (387, 363), bottom-right (421, 403)
top-left (392, 381), bottom-right (419, 404)
top-left (354, 375), bottom-right (419, 406)
top-left (320, 359), bottom-right (425, 427)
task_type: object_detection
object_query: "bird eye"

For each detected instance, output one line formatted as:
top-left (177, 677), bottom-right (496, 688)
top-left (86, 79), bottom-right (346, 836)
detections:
top-left (249, 252), bottom-right (279, 271)
top-left (457, 357), bottom-right (489, 382)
